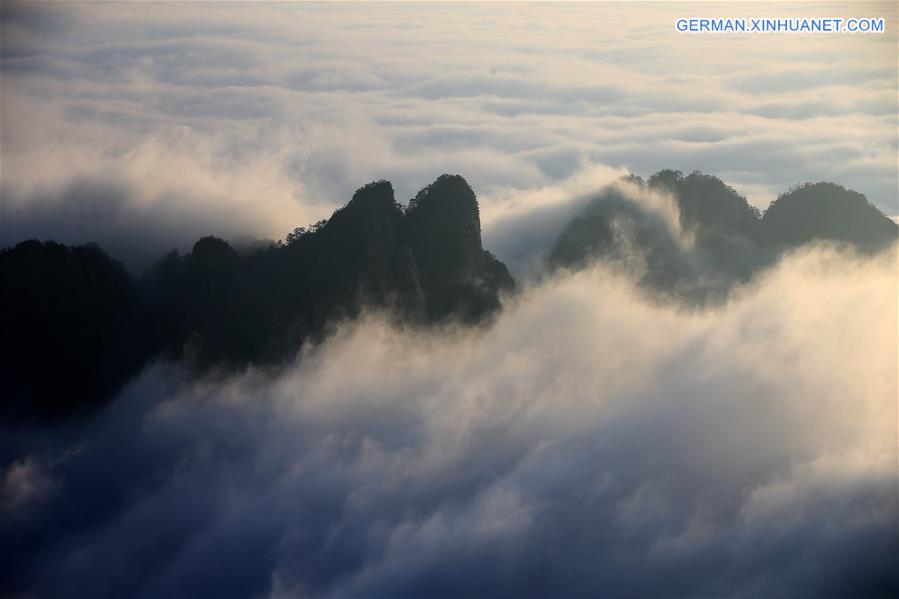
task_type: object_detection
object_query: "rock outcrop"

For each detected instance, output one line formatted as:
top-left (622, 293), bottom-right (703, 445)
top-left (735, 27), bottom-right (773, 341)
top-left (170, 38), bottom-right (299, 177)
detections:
top-left (1, 175), bottom-right (515, 422)
top-left (405, 174), bottom-right (515, 320)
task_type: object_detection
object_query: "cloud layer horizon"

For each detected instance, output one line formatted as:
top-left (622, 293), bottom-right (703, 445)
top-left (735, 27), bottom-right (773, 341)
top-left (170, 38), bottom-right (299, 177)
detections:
top-left (2, 2), bottom-right (896, 270)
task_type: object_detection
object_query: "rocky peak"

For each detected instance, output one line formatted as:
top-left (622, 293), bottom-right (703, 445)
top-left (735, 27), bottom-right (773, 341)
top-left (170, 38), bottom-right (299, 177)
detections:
top-left (404, 174), bottom-right (484, 286)
top-left (402, 174), bottom-right (513, 321)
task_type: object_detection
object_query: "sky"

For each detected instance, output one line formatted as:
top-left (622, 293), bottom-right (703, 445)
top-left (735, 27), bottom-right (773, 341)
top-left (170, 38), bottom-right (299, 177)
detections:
top-left (1, 1), bottom-right (897, 270)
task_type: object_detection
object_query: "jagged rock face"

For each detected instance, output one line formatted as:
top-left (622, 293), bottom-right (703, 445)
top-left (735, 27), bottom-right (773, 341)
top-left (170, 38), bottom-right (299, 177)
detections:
top-left (760, 182), bottom-right (897, 252)
top-left (405, 174), bottom-right (485, 287)
top-left (305, 176), bottom-right (515, 323)
top-left (158, 175), bottom-right (513, 367)
top-left (404, 174), bottom-right (514, 321)
top-left (314, 180), bottom-right (413, 305)
top-left (392, 245), bottom-right (427, 319)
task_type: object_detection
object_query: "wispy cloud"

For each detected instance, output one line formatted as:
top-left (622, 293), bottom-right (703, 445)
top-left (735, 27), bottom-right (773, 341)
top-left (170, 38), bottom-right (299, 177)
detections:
top-left (1, 2), bottom-right (896, 268)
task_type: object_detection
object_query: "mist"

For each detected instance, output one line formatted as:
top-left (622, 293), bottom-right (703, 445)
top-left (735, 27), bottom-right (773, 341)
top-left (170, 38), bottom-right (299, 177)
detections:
top-left (3, 2), bottom-right (897, 596)
top-left (3, 243), bottom-right (896, 597)
top-left (3, 2), bottom-right (897, 267)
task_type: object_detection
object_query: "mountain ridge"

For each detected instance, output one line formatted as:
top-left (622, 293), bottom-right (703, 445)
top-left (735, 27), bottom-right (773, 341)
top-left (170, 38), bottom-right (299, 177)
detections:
top-left (3, 169), bottom-right (895, 423)
top-left (1, 174), bottom-right (513, 423)
top-left (550, 170), bottom-right (897, 303)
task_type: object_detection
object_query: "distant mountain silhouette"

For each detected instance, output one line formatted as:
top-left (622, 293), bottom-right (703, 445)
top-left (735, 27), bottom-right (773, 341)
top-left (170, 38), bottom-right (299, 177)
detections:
top-left (646, 169), bottom-right (761, 241)
top-left (550, 170), bottom-right (896, 302)
top-left (760, 182), bottom-right (898, 252)
top-left (5, 169), bottom-right (895, 422)
top-left (1, 175), bottom-right (513, 423)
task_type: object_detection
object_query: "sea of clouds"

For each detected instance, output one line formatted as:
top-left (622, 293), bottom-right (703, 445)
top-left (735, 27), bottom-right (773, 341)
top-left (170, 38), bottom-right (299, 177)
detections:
top-left (3, 242), bottom-right (896, 597)
top-left (2, 3), bottom-right (897, 596)
top-left (1, 2), bottom-right (896, 270)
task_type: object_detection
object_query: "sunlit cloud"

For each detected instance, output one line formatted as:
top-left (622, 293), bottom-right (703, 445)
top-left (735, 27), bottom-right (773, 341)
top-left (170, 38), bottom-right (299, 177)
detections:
top-left (1, 2), bottom-right (896, 269)
top-left (4, 244), bottom-right (895, 597)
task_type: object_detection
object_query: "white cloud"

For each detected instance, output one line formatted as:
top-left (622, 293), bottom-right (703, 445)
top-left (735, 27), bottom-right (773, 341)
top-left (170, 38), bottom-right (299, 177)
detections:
top-left (1, 2), bottom-right (896, 269)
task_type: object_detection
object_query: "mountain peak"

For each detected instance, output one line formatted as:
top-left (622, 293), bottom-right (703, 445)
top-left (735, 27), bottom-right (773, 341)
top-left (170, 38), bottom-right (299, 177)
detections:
top-left (550, 170), bottom-right (896, 304)
top-left (0, 174), bottom-right (516, 421)
top-left (409, 174), bottom-right (479, 215)
top-left (761, 182), bottom-right (897, 251)
top-left (349, 179), bottom-right (396, 207)
top-left (648, 169), bottom-right (760, 239)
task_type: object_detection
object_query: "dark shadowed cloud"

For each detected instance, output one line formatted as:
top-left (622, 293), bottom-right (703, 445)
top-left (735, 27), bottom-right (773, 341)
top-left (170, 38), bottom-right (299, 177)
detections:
top-left (2, 245), bottom-right (896, 597)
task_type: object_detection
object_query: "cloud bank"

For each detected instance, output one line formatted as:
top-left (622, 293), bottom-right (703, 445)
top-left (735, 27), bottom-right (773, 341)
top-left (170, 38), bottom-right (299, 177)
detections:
top-left (2, 4), bottom-right (896, 595)
top-left (3, 244), bottom-right (896, 597)
top-left (2, 2), bottom-right (897, 269)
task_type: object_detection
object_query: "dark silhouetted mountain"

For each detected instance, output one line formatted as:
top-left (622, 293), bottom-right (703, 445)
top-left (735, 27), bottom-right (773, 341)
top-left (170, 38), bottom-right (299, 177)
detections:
top-left (2, 175), bottom-right (514, 422)
top-left (405, 175), bottom-right (514, 321)
top-left (8, 169), bottom-right (892, 423)
top-left (139, 236), bottom-right (247, 369)
top-left (306, 180), bottom-right (426, 319)
top-left (760, 182), bottom-right (897, 252)
top-left (139, 176), bottom-right (511, 370)
top-left (0, 241), bottom-right (146, 422)
top-left (647, 170), bottom-right (771, 289)
top-left (648, 170), bottom-right (761, 241)
top-left (550, 170), bottom-right (896, 303)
